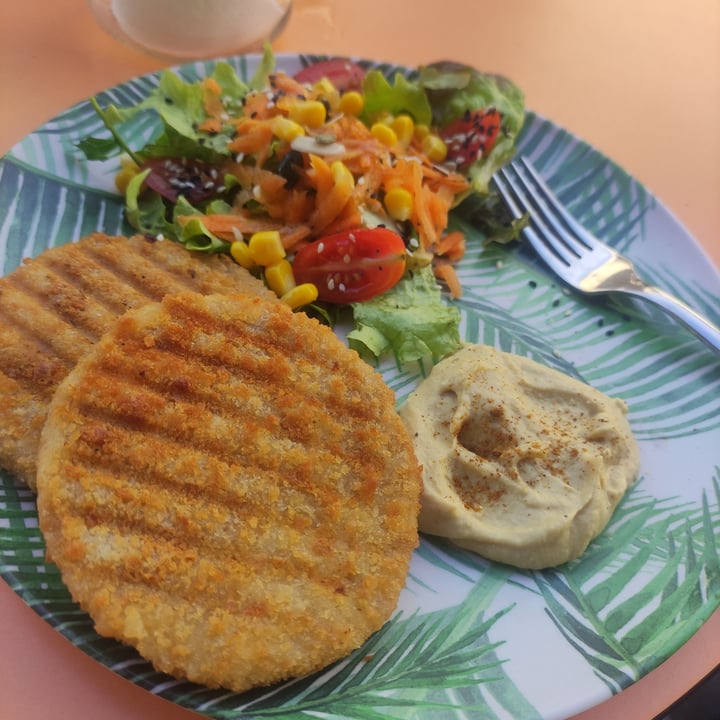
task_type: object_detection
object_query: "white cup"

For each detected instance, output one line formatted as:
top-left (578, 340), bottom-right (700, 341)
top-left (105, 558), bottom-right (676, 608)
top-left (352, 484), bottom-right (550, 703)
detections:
top-left (90, 0), bottom-right (293, 60)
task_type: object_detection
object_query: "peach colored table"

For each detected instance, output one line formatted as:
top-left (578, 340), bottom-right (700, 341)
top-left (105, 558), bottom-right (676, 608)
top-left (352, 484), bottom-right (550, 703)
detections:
top-left (1, 1), bottom-right (718, 719)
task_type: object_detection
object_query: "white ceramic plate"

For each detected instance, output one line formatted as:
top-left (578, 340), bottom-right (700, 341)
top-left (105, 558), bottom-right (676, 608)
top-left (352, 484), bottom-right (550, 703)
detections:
top-left (1, 53), bottom-right (719, 720)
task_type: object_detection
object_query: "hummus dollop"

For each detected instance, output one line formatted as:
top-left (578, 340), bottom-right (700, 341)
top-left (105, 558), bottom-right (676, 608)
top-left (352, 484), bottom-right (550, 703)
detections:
top-left (399, 344), bottom-right (640, 569)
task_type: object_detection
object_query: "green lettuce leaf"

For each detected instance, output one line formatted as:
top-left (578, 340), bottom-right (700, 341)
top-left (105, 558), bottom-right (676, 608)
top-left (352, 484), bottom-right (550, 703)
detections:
top-left (125, 169), bottom-right (170, 236)
top-left (361, 70), bottom-right (433, 126)
top-left (347, 266), bottom-right (461, 365)
top-left (419, 62), bottom-right (525, 193)
top-left (78, 58), bottom-right (261, 164)
top-left (453, 190), bottom-right (529, 244)
top-left (248, 43), bottom-right (277, 90)
top-left (419, 62), bottom-right (525, 133)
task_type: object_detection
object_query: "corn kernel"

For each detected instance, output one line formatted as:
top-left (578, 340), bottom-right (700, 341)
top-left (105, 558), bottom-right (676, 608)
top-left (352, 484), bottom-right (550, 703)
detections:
top-left (312, 78), bottom-right (340, 112)
top-left (264, 259), bottom-right (296, 297)
top-left (115, 166), bottom-right (138, 195)
top-left (421, 134), bottom-right (448, 163)
top-left (391, 114), bottom-right (415, 147)
top-left (248, 230), bottom-right (286, 266)
top-left (384, 187), bottom-right (413, 222)
top-left (372, 111), bottom-right (393, 124)
top-left (114, 155), bottom-right (140, 194)
top-left (271, 116), bottom-right (306, 142)
top-left (331, 159), bottom-right (355, 191)
top-left (289, 100), bottom-right (327, 129)
top-left (371, 122), bottom-right (398, 147)
top-left (230, 240), bottom-right (255, 269)
top-left (281, 282), bottom-right (319, 309)
top-left (413, 123), bottom-right (431, 141)
top-left (338, 90), bottom-right (364, 116)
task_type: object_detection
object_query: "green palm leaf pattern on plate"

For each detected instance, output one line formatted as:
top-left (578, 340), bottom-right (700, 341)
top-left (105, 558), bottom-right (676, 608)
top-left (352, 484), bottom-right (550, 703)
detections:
top-left (535, 474), bottom-right (720, 693)
top-left (1, 54), bottom-right (719, 720)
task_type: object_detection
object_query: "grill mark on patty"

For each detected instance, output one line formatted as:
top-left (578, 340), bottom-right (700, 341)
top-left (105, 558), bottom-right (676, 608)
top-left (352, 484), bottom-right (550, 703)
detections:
top-left (0, 235), bottom-right (271, 397)
top-left (105, 298), bottom-right (382, 426)
top-left (0, 241), bottom-right (167, 392)
top-left (66, 406), bottom-right (338, 496)
top-left (0, 278), bottom-right (94, 365)
top-left (95, 331), bottom-right (380, 429)
top-left (35, 255), bottom-right (140, 323)
top-left (61, 484), bottom-right (359, 588)
top-left (0, 318), bottom-right (80, 390)
top-left (67, 361), bottom-right (383, 503)
top-left (63, 518), bottom-right (362, 618)
top-left (37, 291), bottom-right (421, 693)
top-left (0, 233), bottom-right (274, 489)
top-left (80, 240), bottom-right (214, 302)
top-left (55, 440), bottom-right (376, 610)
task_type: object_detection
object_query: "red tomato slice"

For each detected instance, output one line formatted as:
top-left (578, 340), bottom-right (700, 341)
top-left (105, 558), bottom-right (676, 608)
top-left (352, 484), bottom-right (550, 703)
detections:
top-left (293, 59), bottom-right (366, 92)
top-left (439, 108), bottom-right (502, 170)
top-left (140, 156), bottom-right (226, 204)
top-left (292, 227), bottom-right (406, 303)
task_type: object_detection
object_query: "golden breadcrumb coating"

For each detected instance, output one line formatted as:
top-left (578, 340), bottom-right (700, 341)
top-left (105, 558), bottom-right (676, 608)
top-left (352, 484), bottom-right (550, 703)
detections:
top-left (0, 233), bottom-right (274, 489)
top-left (36, 291), bottom-right (421, 693)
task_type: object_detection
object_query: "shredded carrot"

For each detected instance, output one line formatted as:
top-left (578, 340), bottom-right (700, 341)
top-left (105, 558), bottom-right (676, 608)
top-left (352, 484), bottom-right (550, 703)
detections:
top-left (308, 159), bottom-right (355, 233)
top-left (434, 231), bottom-right (466, 261)
top-left (178, 212), bottom-right (312, 248)
top-left (198, 117), bottom-right (222, 134)
top-left (433, 263), bottom-right (463, 298)
top-left (228, 119), bottom-right (275, 164)
top-left (169, 71), bottom-right (474, 293)
top-left (202, 77), bottom-right (224, 119)
top-left (268, 72), bottom-right (309, 97)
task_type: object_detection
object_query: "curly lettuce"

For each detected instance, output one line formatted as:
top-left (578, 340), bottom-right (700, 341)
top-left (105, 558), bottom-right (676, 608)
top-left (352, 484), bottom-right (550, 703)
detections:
top-left (348, 266), bottom-right (462, 365)
top-left (419, 61), bottom-right (525, 194)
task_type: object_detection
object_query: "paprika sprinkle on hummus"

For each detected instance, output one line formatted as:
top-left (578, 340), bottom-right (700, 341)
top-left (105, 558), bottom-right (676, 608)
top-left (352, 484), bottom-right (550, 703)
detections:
top-left (399, 344), bottom-right (640, 569)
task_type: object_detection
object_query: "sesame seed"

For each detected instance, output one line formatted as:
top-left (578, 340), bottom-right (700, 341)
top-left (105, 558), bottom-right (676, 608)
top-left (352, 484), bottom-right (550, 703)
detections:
top-left (317, 242), bottom-right (325, 253)
top-left (343, 254), bottom-right (351, 264)
top-left (339, 283), bottom-right (346, 292)
top-left (327, 277), bottom-right (335, 290)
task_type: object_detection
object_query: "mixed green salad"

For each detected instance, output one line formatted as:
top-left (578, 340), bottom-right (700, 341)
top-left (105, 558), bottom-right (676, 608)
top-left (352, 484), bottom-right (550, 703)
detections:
top-left (80, 47), bottom-right (526, 365)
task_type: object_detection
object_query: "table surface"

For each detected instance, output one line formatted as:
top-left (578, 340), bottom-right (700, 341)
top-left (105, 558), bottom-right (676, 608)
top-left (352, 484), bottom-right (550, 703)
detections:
top-left (0, 1), bottom-right (718, 719)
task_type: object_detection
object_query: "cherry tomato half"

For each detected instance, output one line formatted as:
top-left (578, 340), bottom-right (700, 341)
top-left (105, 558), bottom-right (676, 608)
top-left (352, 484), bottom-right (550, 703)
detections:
top-left (293, 59), bottom-right (366, 92)
top-left (292, 227), bottom-right (406, 304)
top-left (140, 156), bottom-right (226, 204)
top-left (439, 108), bottom-right (502, 170)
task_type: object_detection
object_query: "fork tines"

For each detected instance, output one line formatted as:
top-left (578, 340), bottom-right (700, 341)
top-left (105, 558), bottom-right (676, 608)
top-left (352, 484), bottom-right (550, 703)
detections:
top-left (494, 156), bottom-right (600, 269)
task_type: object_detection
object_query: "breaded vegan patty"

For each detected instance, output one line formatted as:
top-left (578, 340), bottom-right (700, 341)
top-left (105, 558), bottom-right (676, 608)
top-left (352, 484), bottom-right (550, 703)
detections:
top-left (0, 232), bottom-right (274, 490)
top-left (36, 291), bottom-right (421, 693)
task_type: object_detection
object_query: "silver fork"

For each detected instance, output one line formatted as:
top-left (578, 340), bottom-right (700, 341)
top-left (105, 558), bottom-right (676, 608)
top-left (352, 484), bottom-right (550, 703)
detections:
top-left (494, 156), bottom-right (720, 354)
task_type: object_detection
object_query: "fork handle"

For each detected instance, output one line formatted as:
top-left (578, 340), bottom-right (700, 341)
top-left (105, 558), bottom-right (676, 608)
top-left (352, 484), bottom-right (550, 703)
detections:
top-left (636, 285), bottom-right (720, 354)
